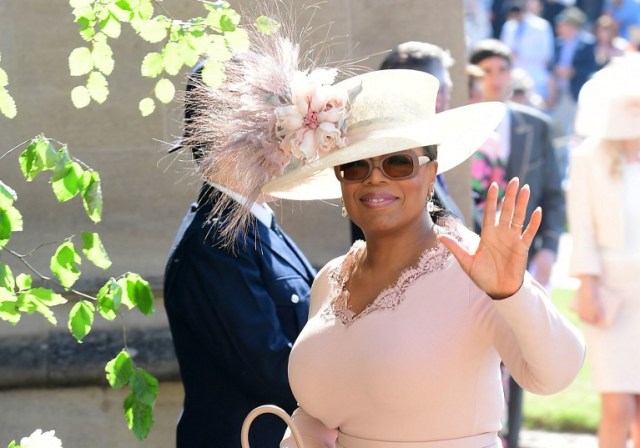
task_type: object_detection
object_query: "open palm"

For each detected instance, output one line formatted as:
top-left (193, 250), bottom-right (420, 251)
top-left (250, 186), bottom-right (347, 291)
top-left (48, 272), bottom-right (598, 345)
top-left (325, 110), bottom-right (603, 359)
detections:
top-left (439, 178), bottom-right (542, 300)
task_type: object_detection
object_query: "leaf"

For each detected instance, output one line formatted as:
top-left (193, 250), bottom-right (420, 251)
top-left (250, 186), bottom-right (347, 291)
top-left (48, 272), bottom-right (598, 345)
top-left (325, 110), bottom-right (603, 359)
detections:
top-left (105, 350), bottom-right (135, 388)
top-left (137, 0), bottom-right (154, 20)
top-left (130, 368), bottom-right (158, 405)
top-left (82, 231), bottom-right (112, 269)
top-left (68, 300), bottom-right (95, 342)
top-left (15, 273), bottom-right (32, 291)
top-left (92, 39), bottom-right (115, 75)
top-left (224, 28), bottom-right (250, 53)
top-left (18, 288), bottom-right (67, 325)
top-left (205, 34), bottom-right (231, 62)
top-left (0, 264), bottom-right (15, 291)
top-left (71, 85), bottom-right (91, 108)
top-left (97, 278), bottom-right (122, 320)
top-left (201, 60), bottom-right (225, 89)
top-left (0, 88), bottom-right (17, 119)
top-left (123, 273), bottom-right (154, 315)
top-left (0, 287), bottom-right (19, 325)
top-left (255, 16), bottom-right (280, 35)
top-left (0, 204), bottom-right (23, 236)
top-left (51, 160), bottom-right (84, 202)
top-left (86, 71), bottom-right (109, 103)
top-left (80, 170), bottom-right (102, 223)
top-left (0, 180), bottom-right (17, 206)
top-left (69, 47), bottom-right (93, 76)
top-left (77, 17), bottom-right (97, 41)
top-left (50, 241), bottom-right (82, 288)
top-left (6, 440), bottom-right (17, 448)
top-left (110, 0), bottom-right (133, 22)
top-left (101, 15), bottom-right (122, 39)
top-left (140, 52), bottom-right (163, 78)
top-left (123, 392), bottom-right (154, 440)
top-left (18, 136), bottom-right (58, 181)
top-left (138, 97), bottom-right (155, 117)
top-left (137, 17), bottom-right (169, 43)
top-left (154, 78), bottom-right (175, 104)
top-left (0, 67), bottom-right (8, 87)
top-left (161, 42), bottom-right (183, 76)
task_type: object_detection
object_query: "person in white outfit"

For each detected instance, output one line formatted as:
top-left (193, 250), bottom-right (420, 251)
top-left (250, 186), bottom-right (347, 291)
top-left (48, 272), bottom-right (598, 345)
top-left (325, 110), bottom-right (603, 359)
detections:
top-left (568, 53), bottom-right (640, 448)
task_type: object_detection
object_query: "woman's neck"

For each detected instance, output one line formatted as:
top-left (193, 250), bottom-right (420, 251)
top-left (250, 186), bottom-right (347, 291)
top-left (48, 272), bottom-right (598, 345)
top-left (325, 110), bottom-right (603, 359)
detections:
top-left (360, 215), bottom-right (438, 270)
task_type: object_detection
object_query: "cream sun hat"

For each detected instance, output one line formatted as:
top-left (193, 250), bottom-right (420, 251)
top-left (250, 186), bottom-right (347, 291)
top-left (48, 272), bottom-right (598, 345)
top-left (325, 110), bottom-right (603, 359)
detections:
top-left (183, 17), bottom-right (504, 243)
top-left (575, 53), bottom-right (640, 139)
top-left (262, 69), bottom-right (505, 200)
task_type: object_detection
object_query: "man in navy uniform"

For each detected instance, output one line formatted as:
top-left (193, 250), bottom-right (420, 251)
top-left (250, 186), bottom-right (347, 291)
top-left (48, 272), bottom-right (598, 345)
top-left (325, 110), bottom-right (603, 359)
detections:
top-left (164, 64), bottom-right (315, 448)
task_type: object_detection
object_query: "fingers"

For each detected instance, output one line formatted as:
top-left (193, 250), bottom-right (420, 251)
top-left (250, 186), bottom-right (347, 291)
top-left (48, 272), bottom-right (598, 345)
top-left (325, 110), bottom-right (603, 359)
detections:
top-left (498, 178), bottom-right (520, 227)
top-left (512, 184), bottom-right (530, 229)
top-left (482, 182), bottom-right (499, 229)
top-left (521, 206), bottom-right (542, 248)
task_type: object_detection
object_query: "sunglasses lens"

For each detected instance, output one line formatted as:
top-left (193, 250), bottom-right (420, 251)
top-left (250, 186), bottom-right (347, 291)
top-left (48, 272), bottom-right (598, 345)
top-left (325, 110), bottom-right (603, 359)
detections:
top-left (339, 159), bottom-right (371, 181)
top-left (382, 154), bottom-right (415, 178)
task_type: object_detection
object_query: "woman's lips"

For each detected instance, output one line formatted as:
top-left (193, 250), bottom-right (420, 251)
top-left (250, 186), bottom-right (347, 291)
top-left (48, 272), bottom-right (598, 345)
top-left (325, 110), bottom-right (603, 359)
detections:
top-left (359, 193), bottom-right (397, 208)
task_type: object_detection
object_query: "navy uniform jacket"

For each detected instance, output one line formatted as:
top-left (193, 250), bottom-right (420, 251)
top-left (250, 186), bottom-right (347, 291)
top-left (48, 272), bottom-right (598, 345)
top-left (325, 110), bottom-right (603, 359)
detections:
top-left (164, 187), bottom-right (315, 448)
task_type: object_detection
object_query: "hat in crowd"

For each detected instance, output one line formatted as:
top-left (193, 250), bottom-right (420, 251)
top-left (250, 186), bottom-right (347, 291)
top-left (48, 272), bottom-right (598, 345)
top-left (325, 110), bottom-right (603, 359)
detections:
top-left (575, 53), bottom-right (640, 139)
top-left (262, 69), bottom-right (505, 200)
top-left (184, 14), bottom-right (504, 240)
top-left (555, 6), bottom-right (587, 27)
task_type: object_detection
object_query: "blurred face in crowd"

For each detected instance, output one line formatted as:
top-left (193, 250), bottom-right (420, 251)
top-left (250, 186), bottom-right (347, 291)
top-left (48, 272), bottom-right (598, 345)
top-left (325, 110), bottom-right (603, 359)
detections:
top-left (475, 56), bottom-right (512, 102)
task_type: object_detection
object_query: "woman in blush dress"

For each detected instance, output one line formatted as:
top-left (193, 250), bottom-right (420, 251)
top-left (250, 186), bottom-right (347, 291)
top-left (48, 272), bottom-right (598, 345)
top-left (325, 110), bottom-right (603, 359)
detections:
top-left (260, 69), bottom-right (585, 448)
top-left (569, 53), bottom-right (640, 448)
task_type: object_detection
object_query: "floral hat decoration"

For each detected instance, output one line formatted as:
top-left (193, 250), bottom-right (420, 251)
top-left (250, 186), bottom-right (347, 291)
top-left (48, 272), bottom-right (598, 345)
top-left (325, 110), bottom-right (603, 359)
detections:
top-left (182, 11), bottom-right (505, 243)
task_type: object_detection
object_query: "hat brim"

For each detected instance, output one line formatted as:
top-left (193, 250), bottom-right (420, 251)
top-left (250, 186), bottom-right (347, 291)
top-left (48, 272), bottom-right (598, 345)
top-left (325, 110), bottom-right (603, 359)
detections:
top-left (263, 101), bottom-right (505, 200)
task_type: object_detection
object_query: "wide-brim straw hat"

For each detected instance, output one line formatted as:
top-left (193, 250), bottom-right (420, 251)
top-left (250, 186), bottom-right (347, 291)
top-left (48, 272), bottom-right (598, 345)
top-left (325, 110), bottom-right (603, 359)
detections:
top-left (262, 69), bottom-right (505, 200)
top-left (575, 53), bottom-right (640, 140)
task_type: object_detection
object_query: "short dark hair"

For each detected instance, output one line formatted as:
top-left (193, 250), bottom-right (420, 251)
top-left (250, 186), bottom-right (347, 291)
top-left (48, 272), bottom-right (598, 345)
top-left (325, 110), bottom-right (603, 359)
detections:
top-left (469, 39), bottom-right (513, 67)
top-left (381, 41), bottom-right (454, 75)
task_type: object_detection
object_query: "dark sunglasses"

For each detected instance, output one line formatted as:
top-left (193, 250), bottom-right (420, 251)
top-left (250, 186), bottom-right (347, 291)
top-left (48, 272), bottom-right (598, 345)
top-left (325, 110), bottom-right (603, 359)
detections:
top-left (334, 151), bottom-right (432, 183)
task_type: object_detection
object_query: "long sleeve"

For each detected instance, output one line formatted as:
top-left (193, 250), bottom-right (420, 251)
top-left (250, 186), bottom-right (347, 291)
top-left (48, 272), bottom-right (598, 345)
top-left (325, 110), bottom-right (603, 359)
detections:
top-left (487, 274), bottom-right (586, 394)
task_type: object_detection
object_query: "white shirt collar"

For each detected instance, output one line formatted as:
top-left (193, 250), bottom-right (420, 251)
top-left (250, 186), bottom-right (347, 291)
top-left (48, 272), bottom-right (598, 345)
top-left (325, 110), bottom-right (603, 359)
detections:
top-left (208, 182), bottom-right (273, 228)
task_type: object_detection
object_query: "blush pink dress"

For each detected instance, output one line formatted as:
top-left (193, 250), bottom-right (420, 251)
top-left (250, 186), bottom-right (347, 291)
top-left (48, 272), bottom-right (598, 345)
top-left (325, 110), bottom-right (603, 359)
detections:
top-left (281, 221), bottom-right (585, 448)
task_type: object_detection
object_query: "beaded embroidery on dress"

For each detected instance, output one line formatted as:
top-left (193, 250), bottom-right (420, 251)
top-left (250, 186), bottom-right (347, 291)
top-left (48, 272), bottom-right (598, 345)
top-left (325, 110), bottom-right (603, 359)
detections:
top-left (322, 218), bottom-right (460, 326)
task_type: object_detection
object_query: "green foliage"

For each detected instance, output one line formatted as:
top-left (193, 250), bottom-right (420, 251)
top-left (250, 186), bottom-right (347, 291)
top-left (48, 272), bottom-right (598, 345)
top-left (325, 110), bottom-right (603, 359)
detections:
top-left (2, 135), bottom-right (159, 439)
top-left (0, 51), bottom-right (17, 119)
top-left (50, 241), bottom-right (82, 289)
top-left (117, 273), bottom-right (154, 315)
top-left (96, 277), bottom-right (122, 320)
top-left (106, 350), bottom-right (158, 439)
top-left (68, 300), bottom-right (95, 342)
top-left (81, 231), bottom-right (112, 269)
top-left (68, 0), bottom-right (273, 115)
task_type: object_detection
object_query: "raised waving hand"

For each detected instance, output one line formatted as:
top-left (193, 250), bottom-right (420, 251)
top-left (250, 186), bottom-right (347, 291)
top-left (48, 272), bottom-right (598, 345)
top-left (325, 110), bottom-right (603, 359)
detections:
top-left (439, 177), bottom-right (542, 300)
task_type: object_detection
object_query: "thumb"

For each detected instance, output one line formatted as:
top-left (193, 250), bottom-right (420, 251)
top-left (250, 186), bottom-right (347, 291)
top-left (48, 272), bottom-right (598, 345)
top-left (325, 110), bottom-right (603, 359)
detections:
top-left (438, 234), bottom-right (472, 273)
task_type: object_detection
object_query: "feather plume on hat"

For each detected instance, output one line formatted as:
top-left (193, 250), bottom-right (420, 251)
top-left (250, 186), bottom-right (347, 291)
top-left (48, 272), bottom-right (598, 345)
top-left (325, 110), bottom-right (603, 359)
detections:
top-left (180, 11), bottom-right (360, 246)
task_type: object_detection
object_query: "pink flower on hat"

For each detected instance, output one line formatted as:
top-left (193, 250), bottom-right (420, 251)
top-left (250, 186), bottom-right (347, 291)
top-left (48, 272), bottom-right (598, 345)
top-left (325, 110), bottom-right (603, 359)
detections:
top-left (275, 68), bottom-right (350, 161)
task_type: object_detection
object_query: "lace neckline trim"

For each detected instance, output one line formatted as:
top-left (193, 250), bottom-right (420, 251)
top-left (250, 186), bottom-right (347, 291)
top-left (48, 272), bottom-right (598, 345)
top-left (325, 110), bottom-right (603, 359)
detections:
top-left (322, 220), bottom-right (458, 326)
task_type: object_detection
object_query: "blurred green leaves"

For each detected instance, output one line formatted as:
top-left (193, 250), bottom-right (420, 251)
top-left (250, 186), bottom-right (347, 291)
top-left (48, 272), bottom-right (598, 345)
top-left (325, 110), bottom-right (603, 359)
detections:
top-left (0, 51), bottom-right (17, 119)
top-left (68, 0), bottom-right (277, 115)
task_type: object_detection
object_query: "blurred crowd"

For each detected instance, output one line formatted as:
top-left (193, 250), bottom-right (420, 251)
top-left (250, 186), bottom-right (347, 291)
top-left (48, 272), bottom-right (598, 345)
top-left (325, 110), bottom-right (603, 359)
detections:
top-left (465, 0), bottom-right (639, 175)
